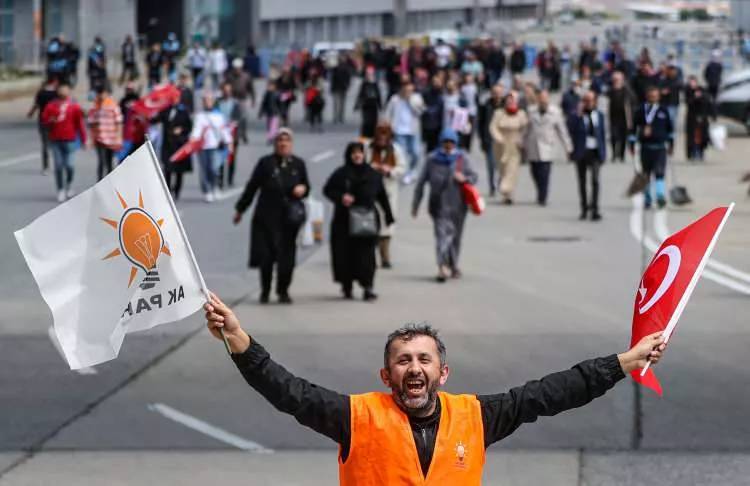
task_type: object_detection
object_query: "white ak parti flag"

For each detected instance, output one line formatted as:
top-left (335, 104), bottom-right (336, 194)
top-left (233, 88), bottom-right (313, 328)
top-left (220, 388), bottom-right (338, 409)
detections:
top-left (15, 142), bottom-right (206, 370)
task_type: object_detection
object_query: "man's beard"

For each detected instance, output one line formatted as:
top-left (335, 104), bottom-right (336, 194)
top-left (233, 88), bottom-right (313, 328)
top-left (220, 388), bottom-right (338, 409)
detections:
top-left (391, 375), bottom-right (440, 416)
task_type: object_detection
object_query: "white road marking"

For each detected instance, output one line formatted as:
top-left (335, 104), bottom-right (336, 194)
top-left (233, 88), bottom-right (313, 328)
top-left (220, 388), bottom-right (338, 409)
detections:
top-left (310, 149), bottom-right (336, 163)
top-left (0, 153), bottom-right (37, 168)
top-left (47, 326), bottom-right (98, 375)
top-left (148, 402), bottom-right (273, 453)
top-left (215, 187), bottom-right (244, 201)
top-left (629, 196), bottom-right (750, 295)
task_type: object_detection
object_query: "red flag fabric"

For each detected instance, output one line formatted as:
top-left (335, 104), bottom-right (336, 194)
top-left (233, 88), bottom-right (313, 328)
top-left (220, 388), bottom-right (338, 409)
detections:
top-left (631, 205), bottom-right (734, 395)
top-left (169, 138), bottom-right (203, 163)
top-left (131, 84), bottom-right (181, 119)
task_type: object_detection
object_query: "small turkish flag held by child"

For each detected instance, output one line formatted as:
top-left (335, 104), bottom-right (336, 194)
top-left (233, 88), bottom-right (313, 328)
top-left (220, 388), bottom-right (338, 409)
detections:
top-left (631, 205), bottom-right (734, 396)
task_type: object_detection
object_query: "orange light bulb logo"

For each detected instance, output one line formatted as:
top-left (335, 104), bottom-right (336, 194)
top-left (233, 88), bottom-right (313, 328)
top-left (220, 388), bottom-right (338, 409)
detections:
top-left (101, 189), bottom-right (171, 289)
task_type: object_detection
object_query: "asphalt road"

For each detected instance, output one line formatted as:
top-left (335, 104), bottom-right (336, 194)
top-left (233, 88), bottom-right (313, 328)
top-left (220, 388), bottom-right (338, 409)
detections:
top-left (1, 59), bottom-right (750, 484)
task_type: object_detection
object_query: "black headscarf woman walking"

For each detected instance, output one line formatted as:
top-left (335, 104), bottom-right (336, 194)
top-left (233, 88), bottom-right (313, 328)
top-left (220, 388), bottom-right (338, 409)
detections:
top-left (234, 128), bottom-right (310, 304)
top-left (324, 142), bottom-right (395, 301)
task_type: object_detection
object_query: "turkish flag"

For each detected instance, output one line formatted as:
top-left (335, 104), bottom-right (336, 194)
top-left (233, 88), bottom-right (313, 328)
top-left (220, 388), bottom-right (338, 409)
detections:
top-left (131, 84), bottom-right (181, 119)
top-left (631, 205), bottom-right (734, 395)
top-left (169, 138), bottom-right (203, 163)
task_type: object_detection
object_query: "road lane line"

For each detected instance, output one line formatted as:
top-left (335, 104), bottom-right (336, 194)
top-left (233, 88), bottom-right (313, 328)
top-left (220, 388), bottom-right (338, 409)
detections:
top-left (148, 402), bottom-right (273, 453)
top-left (47, 326), bottom-right (98, 375)
top-left (0, 153), bottom-right (38, 168)
top-left (215, 187), bottom-right (244, 201)
top-left (310, 149), bottom-right (335, 163)
top-left (629, 197), bottom-right (750, 295)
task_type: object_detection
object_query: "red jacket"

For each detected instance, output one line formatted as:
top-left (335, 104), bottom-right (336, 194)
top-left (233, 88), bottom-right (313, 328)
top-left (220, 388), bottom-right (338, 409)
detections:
top-left (41, 98), bottom-right (87, 144)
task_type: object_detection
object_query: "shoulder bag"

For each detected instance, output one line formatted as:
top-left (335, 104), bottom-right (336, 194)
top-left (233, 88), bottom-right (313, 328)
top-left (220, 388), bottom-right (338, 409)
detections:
top-left (346, 178), bottom-right (378, 237)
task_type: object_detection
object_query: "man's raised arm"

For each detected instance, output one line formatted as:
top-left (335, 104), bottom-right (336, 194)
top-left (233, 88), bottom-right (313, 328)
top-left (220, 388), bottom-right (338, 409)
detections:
top-left (479, 332), bottom-right (666, 447)
top-left (205, 293), bottom-right (350, 447)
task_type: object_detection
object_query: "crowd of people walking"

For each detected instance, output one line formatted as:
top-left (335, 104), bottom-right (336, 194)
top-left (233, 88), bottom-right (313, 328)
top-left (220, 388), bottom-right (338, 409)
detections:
top-left (28, 29), bottom-right (730, 302)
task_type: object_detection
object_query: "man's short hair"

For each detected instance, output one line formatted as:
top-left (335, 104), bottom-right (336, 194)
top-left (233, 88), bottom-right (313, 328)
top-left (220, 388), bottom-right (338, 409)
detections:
top-left (384, 323), bottom-right (447, 368)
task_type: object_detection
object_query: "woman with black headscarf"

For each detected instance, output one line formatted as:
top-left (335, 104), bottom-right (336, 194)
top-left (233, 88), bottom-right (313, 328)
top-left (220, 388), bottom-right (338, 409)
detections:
top-left (324, 142), bottom-right (395, 301)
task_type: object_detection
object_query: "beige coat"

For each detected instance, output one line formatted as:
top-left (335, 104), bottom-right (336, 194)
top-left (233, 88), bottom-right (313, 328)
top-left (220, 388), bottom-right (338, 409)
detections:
top-left (489, 109), bottom-right (528, 199)
top-left (523, 105), bottom-right (573, 162)
top-left (367, 143), bottom-right (406, 236)
top-left (489, 109), bottom-right (529, 164)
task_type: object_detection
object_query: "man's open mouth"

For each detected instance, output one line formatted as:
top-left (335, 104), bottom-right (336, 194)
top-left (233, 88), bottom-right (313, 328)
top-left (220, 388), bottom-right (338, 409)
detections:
top-left (405, 379), bottom-right (426, 395)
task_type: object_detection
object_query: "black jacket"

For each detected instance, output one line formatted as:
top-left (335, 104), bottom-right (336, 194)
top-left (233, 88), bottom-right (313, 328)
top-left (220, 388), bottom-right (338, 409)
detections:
top-left (235, 154), bottom-right (310, 267)
top-left (323, 163), bottom-right (394, 286)
top-left (510, 48), bottom-right (526, 74)
top-left (233, 341), bottom-right (625, 477)
top-left (630, 103), bottom-right (674, 149)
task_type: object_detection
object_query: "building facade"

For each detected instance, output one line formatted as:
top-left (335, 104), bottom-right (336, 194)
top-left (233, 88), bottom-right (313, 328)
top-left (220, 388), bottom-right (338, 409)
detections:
top-left (731, 0), bottom-right (750, 31)
top-left (1, 0), bottom-right (542, 69)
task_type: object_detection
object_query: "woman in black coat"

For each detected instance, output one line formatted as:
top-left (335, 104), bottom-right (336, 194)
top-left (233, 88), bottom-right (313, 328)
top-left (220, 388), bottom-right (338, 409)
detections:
top-left (353, 68), bottom-right (382, 138)
top-left (323, 142), bottom-right (394, 301)
top-left (685, 85), bottom-right (715, 161)
top-left (157, 102), bottom-right (192, 201)
top-left (234, 129), bottom-right (310, 304)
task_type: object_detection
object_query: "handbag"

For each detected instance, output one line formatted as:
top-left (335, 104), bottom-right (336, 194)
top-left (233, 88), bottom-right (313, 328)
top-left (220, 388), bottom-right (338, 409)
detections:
top-left (345, 179), bottom-right (378, 237)
top-left (456, 156), bottom-right (484, 215)
top-left (349, 206), bottom-right (378, 237)
top-left (273, 163), bottom-right (307, 228)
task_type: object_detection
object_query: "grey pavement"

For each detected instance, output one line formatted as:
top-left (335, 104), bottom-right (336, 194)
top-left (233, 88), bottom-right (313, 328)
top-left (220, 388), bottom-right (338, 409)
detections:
top-left (1, 68), bottom-right (750, 484)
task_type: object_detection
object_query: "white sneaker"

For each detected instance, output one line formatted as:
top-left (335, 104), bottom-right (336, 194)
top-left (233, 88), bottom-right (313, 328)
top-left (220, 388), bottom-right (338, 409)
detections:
top-left (204, 192), bottom-right (215, 203)
top-left (65, 188), bottom-right (75, 199)
top-left (56, 190), bottom-right (66, 203)
top-left (213, 187), bottom-right (222, 200)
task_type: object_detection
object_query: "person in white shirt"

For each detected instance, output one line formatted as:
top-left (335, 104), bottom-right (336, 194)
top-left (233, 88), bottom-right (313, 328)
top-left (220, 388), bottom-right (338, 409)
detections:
top-left (186, 41), bottom-right (208, 89)
top-left (208, 42), bottom-right (228, 92)
top-left (191, 93), bottom-right (233, 202)
top-left (383, 80), bottom-right (424, 184)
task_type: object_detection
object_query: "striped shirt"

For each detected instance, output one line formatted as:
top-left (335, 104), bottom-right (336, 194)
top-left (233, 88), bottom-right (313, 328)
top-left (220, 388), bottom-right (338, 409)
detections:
top-left (88, 96), bottom-right (123, 149)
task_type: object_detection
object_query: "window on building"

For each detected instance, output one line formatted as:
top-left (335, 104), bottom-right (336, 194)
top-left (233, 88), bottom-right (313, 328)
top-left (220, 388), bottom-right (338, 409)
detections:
top-left (44, 0), bottom-right (63, 38)
top-left (0, 0), bottom-right (13, 65)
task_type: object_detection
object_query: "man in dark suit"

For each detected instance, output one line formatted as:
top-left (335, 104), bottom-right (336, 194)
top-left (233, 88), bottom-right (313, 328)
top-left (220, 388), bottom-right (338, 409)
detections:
top-left (629, 86), bottom-right (674, 209)
top-left (568, 90), bottom-right (607, 221)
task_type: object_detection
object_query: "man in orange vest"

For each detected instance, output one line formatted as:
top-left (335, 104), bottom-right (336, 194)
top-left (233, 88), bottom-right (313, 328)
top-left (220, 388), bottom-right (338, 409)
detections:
top-left (205, 293), bottom-right (666, 485)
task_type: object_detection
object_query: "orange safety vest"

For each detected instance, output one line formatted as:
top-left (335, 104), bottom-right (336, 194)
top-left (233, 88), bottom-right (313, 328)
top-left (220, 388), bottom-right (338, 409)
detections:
top-left (339, 391), bottom-right (485, 485)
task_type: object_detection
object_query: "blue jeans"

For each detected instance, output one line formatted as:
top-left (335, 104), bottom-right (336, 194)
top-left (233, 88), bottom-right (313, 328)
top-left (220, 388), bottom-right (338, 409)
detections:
top-left (199, 148), bottom-right (223, 194)
top-left (394, 133), bottom-right (419, 173)
top-left (50, 140), bottom-right (77, 191)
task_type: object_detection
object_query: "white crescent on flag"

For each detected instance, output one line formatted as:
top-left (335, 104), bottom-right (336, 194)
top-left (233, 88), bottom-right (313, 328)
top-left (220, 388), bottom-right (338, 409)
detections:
top-left (638, 244), bottom-right (682, 315)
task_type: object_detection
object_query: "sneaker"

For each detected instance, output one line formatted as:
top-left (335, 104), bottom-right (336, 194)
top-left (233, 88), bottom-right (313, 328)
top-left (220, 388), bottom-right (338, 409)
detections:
top-left (656, 198), bottom-right (667, 209)
top-left (381, 261), bottom-right (392, 269)
top-left (451, 268), bottom-right (462, 279)
top-left (579, 210), bottom-right (588, 221)
top-left (65, 188), bottom-right (75, 199)
top-left (213, 187), bottom-right (222, 200)
top-left (590, 212), bottom-right (602, 222)
top-left (41, 168), bottom-right (49, 176)
top-left (204, 192), bottom-right (215, 203)
top-left (259, 293), bottom-right (270, 304)
top-left (278, 293), bottom-right (293, 304)
top-left (57, 190), bottom-right (66, 203)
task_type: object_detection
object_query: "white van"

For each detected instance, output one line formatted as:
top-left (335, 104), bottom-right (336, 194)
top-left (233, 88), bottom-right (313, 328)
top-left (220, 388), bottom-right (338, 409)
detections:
top-left (717, 69), bottom-right (750, 132)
